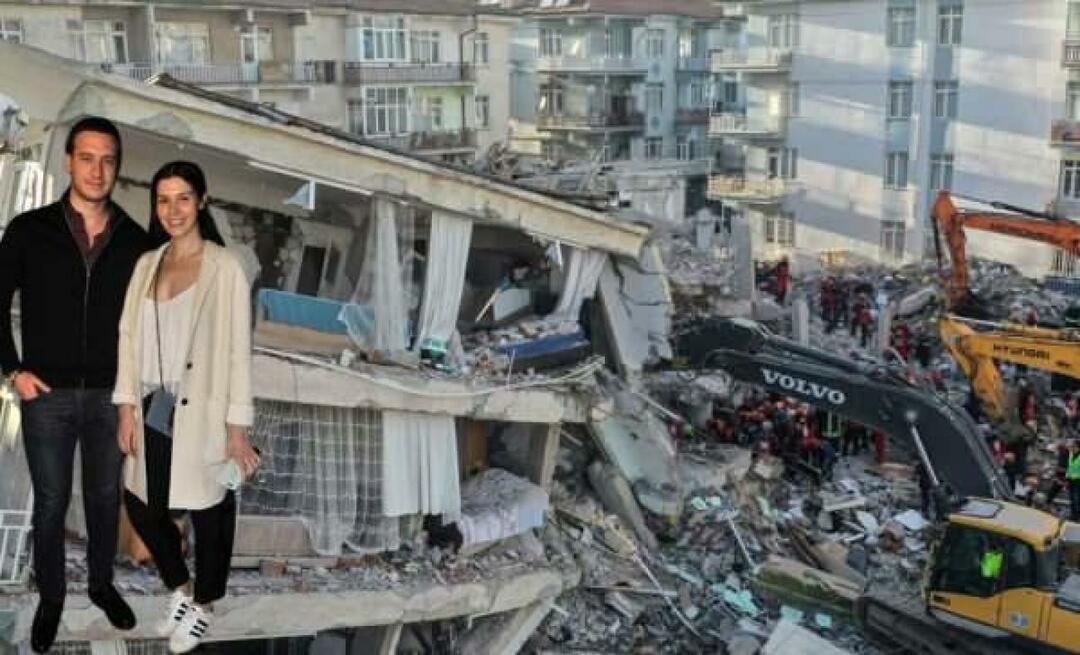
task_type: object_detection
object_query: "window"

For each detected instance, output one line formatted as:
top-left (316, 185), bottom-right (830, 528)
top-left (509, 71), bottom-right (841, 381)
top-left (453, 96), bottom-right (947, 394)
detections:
top-left (645, 84), bottom-right (663, 114)
top-left (786, 82), bottom-right (800, 116)
top-left (475, 95), bottom-right (490, 129)
top-left (421, 96), bottom-right (443, 131)
top-left (411, 30), bottom-right (440, 63)
top-left (1070, 1), bottom-right (1080, 37)
top-left (677, 136), bottom-right (698, 161)
top-left (154, 22), bottom-right (209, 65)
top-left (347, 99), bottom-right (364, 134)
top-left (604, 26), bottom-right (632, 58)
top-left (930, 525), bottom-right (999, 598)
top-left (934, 81), bottom-right (959, 118)
top-left (767, 14), bottom-right (799, 50)
top-left (361, 16), bottom-right (406, 61)
top-left (1053, 249), bottom-right (1079, 276)
top-left (646, 29), bottom-right (664, 58)
top-left (473, 32), bottom-right (489, 65)
top-left (1002, 538), bottom-right (1036, 590)
top-left (938, 5), bottom-right (963, 46)
top-left (362, 87), bottom-right (409, 136)
top-left (768, 147), bottom-right (798, 179)
top-left (74, 20), bottom-right (129, 64)
top-left (240, 25), bottom-right (273, 63)
top-left (645, 137), bottom-right (663, 160)
top-left (766, 213), bottom-right (796, 247)
top-left (888, 81), bottom-right (913, 119)
top-left (1062, 160), bottom-right (1080, 199)
top-left (930, 154), bottom-right (954, 190)
top-left (1068, 83), bottom-right (1080, 121)
top-left (0, 18), bottom-right (22, 44)
top-left (885, 151), bottom-right (909, 188)
top-left (539, 27), bottom-right (562, 57)
top-left (689, 81), bottom-right (706, 107)
top-left (887, 7), bottom-right (915, 47)
top-left (538, 84), bottom-right (564, 115)
top-left (722, 78), bottom-right (738, 105)
top-left (880, 220), bottom-right (905, 260)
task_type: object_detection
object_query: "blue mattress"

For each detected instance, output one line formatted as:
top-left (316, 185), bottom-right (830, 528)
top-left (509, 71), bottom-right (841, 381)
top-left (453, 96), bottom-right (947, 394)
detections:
top-left (496, 330), bottom-right (589, 359)
top-left (256, 288), bottom-right (350, 335)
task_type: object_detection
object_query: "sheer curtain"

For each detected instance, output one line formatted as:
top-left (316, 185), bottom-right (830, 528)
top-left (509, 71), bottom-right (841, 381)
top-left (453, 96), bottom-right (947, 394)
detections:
top-left (381, 411), bottom-right (461, 520)
top-left (551, 246), bottom-right (606, 322)
top-left (414, 212), bottom-right (473, 352)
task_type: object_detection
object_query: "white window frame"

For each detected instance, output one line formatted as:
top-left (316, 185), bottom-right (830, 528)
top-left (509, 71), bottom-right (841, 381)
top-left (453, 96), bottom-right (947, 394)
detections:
top-left (766, 212), bottom-right (796, 247)
top-left (240, 25), bottom-right (273, 64)
top-left (880, 220), bottom-right (906, 261)
top-left (154, 22), bottom-right (209, 65)
top-left (473, 32), bottom-right (489, 65)
top-left (539, 27), bottom-right (562, 57)
top-left (938, 5), bottom-right (963, 47)
top-left (361, 16), bottom-right (407, 61)
top-left (888, 81), bottom-right (912, 120)
top-left (786, 82), bottom-right (800, 117)
top-left (0, 18), bottom-right (23, 44)
top-left (930, 153), bottom-right (954, 191)
top-left (646, 29), bottom-right (664, 59)
top-left (538, 84), bottom-right (564, 115)
top-left (645, 84), bottom-right (663, 114)
top-left (885, 151), bottom-right (909, 188)
top-left (75, 19), bottom-right (129, 64)
top-left (1062, 159), bottom-right (1080, 199)
top-left (689, 81), bottom-right (706, 107)
top-left (421, 96), bottom-right (444, 131)
top-left (767, 14), bottom-right (799, 50)
top-left (1068, 82), bottom-right (1080, 121)
top-left (934, 80), bottom-right (958, 118)
top-left (645, 137), bottom-right (663, 160)
top-left (475, 94), bottom-right (490, 129)
top-left (410, 30), bottom-right (440, 64)
top-left (1070, 1), bottom-right (1080, 38)
top-left (362, 86), bottom-right (410, 136)
top-left (887, 7), bottom-right (915, 48)
top-left (767, 146), bottom-right (798, 179)
top-left (347, 99), bottom-right (364, 134)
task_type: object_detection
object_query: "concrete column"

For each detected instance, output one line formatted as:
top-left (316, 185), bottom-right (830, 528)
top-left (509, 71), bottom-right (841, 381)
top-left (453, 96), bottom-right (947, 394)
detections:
top-left (526, 423), bottom-right (560, 492)
top-left (792, 295), bottom-right (809, 346)
top-left (457, 599), bottom-right (554, 655)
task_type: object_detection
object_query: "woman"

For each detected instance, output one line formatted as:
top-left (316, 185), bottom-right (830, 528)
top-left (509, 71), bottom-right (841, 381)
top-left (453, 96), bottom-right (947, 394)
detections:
top-left (113, 161), bottom-right (260, 653)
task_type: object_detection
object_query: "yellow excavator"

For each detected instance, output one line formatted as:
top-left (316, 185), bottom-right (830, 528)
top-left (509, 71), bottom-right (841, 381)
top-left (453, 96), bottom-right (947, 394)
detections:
top-left (678, 318), bottom-right (1080, 653)
top-left (938, 315), bottom-right (1080, 425)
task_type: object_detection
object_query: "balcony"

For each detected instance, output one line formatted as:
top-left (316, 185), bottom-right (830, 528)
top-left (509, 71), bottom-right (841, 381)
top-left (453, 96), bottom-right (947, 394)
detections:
top-left (1064, 39), bottom-right (1080, 67)
top-left (535, 56), bottom-right (648, 75)
top-left (1051, 119), bottom-right (1080, 146)
top-left (676, 107), bottom-right (710, 124)
top-left (677, 57), bottom-right (710, 73)
top-left (343, 62), bottom-right (476, 85)
top-left (709, 112), bottom-right (784, 138)
top-left (707, 176), bottom-right (788, 203)
top-left (102, 61), bottom-right (337, 85)
top-left (710, 48), bottom-right (792, 73)
top-left (366, 129), bottom-right (477, 153)
top-left (536, 111), bottom-right (645, 131)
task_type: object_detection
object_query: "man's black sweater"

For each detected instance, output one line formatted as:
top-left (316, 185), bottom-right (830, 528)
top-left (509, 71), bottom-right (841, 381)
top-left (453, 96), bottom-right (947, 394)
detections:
top-left (0, 195), bottom-right (151, 388)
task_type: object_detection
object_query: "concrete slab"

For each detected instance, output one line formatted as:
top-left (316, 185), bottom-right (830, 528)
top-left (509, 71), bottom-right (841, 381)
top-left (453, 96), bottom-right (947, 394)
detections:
top-left (763, 619), bottom-right (851, 655)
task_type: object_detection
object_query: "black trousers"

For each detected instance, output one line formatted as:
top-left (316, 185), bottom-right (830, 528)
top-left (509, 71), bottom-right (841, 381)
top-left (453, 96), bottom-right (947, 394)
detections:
top-left (21, 389), bottom-right (121, 603)
top-left (124, 424), bottom-right (235, 605)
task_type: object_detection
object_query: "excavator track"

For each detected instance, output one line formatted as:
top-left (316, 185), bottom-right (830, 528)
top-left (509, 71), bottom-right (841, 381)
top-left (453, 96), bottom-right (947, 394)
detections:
top-left (857, 592), bottom-right (1032, 655)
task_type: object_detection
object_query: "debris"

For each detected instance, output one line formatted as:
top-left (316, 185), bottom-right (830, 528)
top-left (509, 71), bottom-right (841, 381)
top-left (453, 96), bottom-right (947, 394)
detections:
top-left (763, 619), bottom-right (852, 655)
top-left (754, 557), bottom-right (863, 618)
top-left (726, 634), bottom-right (763, 655)
top-left (586, 460), bottom-right (659, 552)
top-left (778, 605), bottom-right (804, 623)
top-left (893, 509), bottom-right (929, 532)
top-left (721, 587), bottom-right (762, 617)
top-left (815, 612), bottom-right (833, 630)
top-left (604, 591), bottom-right (646, 623)
top-left (855, 511), bottom-right (881, 535)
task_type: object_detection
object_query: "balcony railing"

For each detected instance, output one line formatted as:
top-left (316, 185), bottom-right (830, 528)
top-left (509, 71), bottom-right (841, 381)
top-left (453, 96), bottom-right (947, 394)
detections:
top-left (535, 56), bottom-right (648, 74)
top-left (676, 107), bottom-right (710, 124)
top-left (364, 129), bottom-right (477, 152)
top-left (102, 61), bottom-right (337, 85)
top-left (1064, 39), bottom-right (1080, 67)
top-left (709, 112), bottom-right (784, 136)
top-left (537, 111), bottom-right (646, 129)
top-left (677, 57), bottom-right (710, 72)
top-left (343, 62), bottom-right (475, 85)
top-left (710, 48), bottom-right (792, 72)
top-left (1051, 119), bottom-right (1080, 145)
top-left (707, 176), bottom-right (788, 202)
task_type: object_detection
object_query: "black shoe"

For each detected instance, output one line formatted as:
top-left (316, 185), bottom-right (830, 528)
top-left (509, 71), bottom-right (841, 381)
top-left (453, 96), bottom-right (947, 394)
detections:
top-left (30, 598), bottom-right (63, 653)
top-left (88, 585), bottom-right (136, 631)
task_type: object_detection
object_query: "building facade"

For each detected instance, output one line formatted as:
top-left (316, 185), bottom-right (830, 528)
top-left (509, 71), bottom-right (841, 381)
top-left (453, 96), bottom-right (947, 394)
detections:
top-left (0, 0), bottom-right (516, 164)
top-left (709, 0), bottom-right (1075, 276)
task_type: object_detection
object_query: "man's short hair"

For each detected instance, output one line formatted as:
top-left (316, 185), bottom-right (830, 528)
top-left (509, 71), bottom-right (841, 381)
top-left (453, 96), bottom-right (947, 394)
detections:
top-left (64, 116), bottom-right (122, 167)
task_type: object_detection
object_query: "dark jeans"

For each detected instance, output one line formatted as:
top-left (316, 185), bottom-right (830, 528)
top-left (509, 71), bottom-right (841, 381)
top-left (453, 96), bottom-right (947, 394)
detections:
top-left (1071, 480), bottom-right (1080, 521)
top-left (124, 428), bottom-right (235, 605)
top-left (21, 388), bottom-right (121, 603)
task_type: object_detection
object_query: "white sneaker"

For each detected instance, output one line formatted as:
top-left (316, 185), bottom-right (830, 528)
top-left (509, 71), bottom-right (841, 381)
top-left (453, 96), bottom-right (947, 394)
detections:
top-left (168, 603), bottom-right (211, 653)
top-left (156, 589), bottom-right (193, 637)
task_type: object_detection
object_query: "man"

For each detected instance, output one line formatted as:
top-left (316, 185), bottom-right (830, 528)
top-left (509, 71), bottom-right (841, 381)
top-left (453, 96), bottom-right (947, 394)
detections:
top-left (0, 117), bottom-right (150, 652)
top-left (1067, 439), bottom-right (1080, 521)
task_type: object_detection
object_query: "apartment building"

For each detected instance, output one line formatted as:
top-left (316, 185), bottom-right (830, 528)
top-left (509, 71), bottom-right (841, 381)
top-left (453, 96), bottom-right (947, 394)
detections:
top-left (0, 0), bottom-right (516, 164)
top-left (510, 0), bottom-right (728, 221)
top-left (709, 0), bottom-right (1075, 276)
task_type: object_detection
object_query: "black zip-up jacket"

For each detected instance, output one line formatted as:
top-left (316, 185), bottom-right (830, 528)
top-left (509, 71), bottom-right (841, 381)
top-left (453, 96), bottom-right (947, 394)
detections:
top-left (0, 193), bottom-right (151, 388)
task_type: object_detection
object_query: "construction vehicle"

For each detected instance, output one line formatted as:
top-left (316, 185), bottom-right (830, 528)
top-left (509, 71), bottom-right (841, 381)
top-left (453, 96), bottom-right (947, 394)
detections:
top-left (675, 317), bottom-right (1080, 653)
top-left (939, 314), bottom-right (1080, 424)
top-left (932, 190), bottom-right (1080, 316)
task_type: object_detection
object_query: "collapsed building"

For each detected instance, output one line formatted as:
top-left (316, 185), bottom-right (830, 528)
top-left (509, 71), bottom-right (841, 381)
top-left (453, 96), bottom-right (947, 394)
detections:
top-left (0, 41), bottom-right (692, 653)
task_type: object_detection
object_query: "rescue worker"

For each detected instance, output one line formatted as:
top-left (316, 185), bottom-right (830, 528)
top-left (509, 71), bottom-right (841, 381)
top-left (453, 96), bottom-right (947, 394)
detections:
top-left (1068, 439), bottom-right (1080, 521)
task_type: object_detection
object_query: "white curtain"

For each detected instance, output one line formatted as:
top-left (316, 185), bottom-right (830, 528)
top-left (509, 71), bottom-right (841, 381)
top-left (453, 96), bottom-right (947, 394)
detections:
top-left (381, 411), bottom-right (461, 519)
top-left (551, 246), bottom-right (606, 321)
top-left (415, 212), bottom-right (473, 351)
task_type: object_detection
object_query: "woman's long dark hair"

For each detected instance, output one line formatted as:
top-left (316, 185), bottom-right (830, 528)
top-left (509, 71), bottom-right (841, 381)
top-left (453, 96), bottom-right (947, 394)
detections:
top-left (148, 160), bottom-right (226, 248)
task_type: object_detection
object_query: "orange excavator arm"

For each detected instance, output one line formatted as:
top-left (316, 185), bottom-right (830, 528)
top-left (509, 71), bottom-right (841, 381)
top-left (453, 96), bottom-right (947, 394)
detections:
top-left (932, 191), bottom-right (1080, 308)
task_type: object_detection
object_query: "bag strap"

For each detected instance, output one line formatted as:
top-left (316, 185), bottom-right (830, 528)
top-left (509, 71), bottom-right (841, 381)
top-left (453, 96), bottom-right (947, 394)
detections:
top-left (152, 249), bottom-right (167, 391)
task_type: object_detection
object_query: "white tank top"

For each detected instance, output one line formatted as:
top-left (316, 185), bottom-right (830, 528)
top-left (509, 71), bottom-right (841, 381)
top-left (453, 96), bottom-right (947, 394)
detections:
top-left (141, 285), bottom-right (195, 397)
